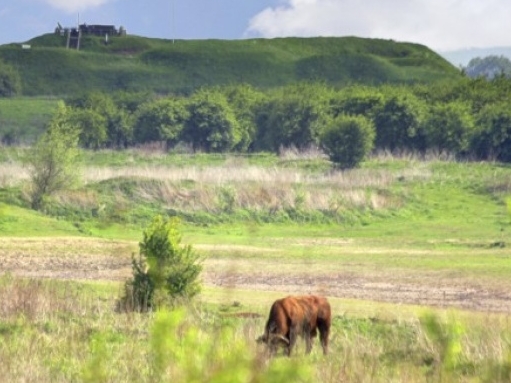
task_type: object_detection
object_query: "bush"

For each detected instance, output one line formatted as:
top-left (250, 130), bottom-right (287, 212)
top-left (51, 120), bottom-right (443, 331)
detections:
top-left (24, 102), bottom-right (81, 210)
top-left (320, 114), bottom-right (375, 169)
top-left (119, 215), bottom-right (202, 312)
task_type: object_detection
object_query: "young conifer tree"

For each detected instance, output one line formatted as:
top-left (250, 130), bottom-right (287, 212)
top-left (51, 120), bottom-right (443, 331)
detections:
top-left (121, 215), bottom-right (202, 311)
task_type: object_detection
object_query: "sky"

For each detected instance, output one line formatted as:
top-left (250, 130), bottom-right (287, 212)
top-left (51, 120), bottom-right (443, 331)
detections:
top-left (1, 0), bottom-right (511, 53)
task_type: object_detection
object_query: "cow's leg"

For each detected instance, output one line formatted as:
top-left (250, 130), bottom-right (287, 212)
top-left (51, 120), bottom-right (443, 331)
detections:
top-left (305, 331), bottom-right (313, 354)
top-left (287, 329), bottom-right (298, 356)
top-left (306, 327), bottom-right (317, 354)
top-left (318, 320), bottom-right (330, 355)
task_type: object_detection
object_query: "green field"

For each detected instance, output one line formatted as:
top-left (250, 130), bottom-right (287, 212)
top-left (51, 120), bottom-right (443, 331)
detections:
top-left (1, 150), bottom-right (511, 381)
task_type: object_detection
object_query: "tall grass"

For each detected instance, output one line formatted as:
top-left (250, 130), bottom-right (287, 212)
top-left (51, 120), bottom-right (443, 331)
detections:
top-left (0, 151), bottom-right (428, 214)
top-left (2, 149), bottom-right (510, 230)
top-left (2, 274), bottom-right (511, 382)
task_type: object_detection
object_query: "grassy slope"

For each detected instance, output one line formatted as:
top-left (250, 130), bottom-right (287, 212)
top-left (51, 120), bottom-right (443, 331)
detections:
top-left (1, 152), bottom-right (509, 240)
top-left (1, 153), bottom-right (510, 278)
top-left (0, 34), bottom-right (460, 96)
top-left (0, 97), bottom-right (59, 143)
top-left (0, 203), bottom-right (80, 236)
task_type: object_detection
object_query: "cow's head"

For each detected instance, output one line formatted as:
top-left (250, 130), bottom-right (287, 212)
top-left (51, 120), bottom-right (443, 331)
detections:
top-left (257, 333), bottom-right (289, 356)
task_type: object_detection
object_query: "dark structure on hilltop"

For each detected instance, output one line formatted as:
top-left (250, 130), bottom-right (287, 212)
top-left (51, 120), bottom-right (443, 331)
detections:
top-left (55, 23), bottom-right (126, 49)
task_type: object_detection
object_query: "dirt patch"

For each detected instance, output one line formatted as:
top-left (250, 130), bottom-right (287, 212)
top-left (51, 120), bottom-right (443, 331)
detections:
top-left (204, 270), bottom-right (511, 313)
top-left (1, 237), bottom-right (511, 313)
top-left (0, 237), bottom-right (135, 281)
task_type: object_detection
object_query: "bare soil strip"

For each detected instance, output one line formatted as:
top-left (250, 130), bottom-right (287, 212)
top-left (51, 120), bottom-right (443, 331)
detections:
top-left (1, 237), bottom-right (510, 313)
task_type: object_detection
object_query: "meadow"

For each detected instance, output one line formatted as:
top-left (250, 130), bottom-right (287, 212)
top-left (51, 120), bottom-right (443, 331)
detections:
top-left (1, 148), bottom-right (511, 382)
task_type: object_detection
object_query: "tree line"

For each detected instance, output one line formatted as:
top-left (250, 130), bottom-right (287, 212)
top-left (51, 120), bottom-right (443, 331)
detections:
top-left (56, 76), bottom-right (511, 167)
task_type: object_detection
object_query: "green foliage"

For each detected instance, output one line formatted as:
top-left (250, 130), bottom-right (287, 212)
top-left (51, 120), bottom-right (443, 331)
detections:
top-left (330, 85), bottom-right (385, 118)
top-left (69, 107), bottom-right (108, 149)
top-left (320, 114), bottom-right (375, 169)
top-left (149, 309), bottom-right (313, 383)
top-left (255, 83), bottom-right (332, 152)
top-left (420, 312), bottom-right (465, 373)
top-left (184, 89), bottom-right (242, 152)
top-left (424, 101), bottom-right (475, 155)
top-left (0, 59), bottom-right (21, 97)
top-left (220, 84), bottom-right (265, 151)
top-left (133, 97), bottom-right (189, 147)
top-left (67, 91), bottom-right (133, 148)
top-left (472, 102), bottom-right (511, 162)
top-left (7, 71), bottom-right (511, 163)
top-left (121, 215), bottom-right (202, 311)
top-left (82, 332), bottom-right (109, 383)
top-left (24, 101), bottom-right (81, 210)
top-left (374, 89), bottom-right (427, 152)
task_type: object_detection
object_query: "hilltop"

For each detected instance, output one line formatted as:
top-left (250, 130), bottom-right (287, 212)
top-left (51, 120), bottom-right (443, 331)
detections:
top-left (0, 33), bottom-right (460, 96)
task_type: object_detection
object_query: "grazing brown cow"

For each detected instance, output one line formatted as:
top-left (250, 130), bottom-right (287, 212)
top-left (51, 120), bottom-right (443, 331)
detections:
top-left (257, 295), bottom-right (331, 357)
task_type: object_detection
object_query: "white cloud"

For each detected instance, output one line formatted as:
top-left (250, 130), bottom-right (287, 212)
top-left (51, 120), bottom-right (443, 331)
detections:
top-left (42, 0), bottom-right (113, 13)
top-left (245, 0), bottom-right (511, 51)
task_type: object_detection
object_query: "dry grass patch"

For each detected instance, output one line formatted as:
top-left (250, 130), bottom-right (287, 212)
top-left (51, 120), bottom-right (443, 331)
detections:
top-left (0, 275), bottom-right (86, 321)
top-left (0, 156), bottom-right (431, 215)
top-left (0, 237), bottom-right (136, 257)
top-left (0, 162), bottom-right (28, 187)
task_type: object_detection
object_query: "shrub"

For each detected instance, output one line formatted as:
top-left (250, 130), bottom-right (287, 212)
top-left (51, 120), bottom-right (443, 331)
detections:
top-left (320, 114), bottom-right (375, 169)
top-left (119, 215), bottom-right (202, 312)
top-left (24, 102), bottom-right (81, 210)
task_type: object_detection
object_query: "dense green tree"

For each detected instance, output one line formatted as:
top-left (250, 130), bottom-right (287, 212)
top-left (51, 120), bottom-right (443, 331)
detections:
top-left (471, 102), bottom-right (511, 162)
top-left (320, 114), bottom-right (375, 169)
top-left (220, 84), bottom-right (265, 151)
top-left (254, 83), bottom-right (332, 152)
top-left (424, 101), bottom-right (474, 155)
top-left (24, 102), bottom-right (81, 210)
top-left (67, 91), bottom-right (133, 148)
top-left (330, 85), bottom-right (385, 118)
top-left (133, 98), bottom-right (189, 147)
top-left (183, 89), bottom-right (241, 152)
top-left (374, 89), bottom-right (427, 152)
top-left (112, 91), bottom-right (155, 113)
top-left (105, 108), bottom-right (133, 148)
top-left (443, 77), bottom-right (511, 115)
top-left (0, 60), bottom-right (21, 97)
top-left (68, 108), bottom-right (108, 149)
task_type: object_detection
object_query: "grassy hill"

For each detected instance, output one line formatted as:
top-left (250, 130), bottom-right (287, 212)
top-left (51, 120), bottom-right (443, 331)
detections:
top-left (0, 34), bottom-right (460, 96)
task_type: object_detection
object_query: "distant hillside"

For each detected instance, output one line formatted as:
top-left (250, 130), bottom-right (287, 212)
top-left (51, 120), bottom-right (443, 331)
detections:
top-left (0, 34), bottom-right (460, 96)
